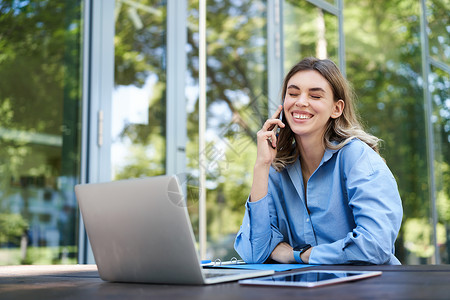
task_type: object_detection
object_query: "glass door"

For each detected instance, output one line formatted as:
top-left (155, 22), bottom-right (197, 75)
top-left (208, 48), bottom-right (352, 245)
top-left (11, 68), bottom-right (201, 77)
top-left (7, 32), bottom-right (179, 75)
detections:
top-left (112, 0), bottom-right (168, 180)
top-left (79, 0), bottom-right (188, 264)
top-left (0, 1), bottom-right (83, 265)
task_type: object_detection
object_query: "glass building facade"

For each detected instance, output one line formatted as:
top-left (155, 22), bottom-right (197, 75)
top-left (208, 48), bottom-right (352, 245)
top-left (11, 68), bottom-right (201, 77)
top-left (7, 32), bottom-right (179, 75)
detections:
top-left (0, 0), bottom-right (448, 265)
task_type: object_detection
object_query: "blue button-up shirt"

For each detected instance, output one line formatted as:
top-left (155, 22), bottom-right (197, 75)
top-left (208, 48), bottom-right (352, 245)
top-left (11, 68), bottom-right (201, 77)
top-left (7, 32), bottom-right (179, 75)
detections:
top-left (234, 139), bottom-right (403, 265)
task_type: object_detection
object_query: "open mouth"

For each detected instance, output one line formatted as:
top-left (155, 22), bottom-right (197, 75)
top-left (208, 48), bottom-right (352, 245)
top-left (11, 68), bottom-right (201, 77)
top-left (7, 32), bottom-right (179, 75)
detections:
top-left (293, 112), bottom-right (313, 120)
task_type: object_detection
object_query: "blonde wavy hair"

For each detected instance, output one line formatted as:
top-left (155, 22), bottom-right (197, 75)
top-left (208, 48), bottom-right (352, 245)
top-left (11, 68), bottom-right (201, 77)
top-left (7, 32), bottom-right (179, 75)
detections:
top-left (272, 57), bottom-right (380, 172)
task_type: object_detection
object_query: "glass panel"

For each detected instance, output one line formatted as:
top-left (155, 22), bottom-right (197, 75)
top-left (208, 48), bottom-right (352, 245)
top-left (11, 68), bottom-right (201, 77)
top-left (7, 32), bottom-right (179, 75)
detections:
top-left (112, 0), bottom-right (167, 180)
top-left (429, 66), bottom-right (450, 263)
top-left (187, 0), bottom-right (268, 260)
top-left (426, 0), bottom-right (450, 65)
top-left (283, 0), bottom-right (339, 71)
top-left (0, 1), bottom-right (82, 265)
top-left (344, 0), bottom-right (430, 263)
top-left (186, 1), bottom-right (200, 244)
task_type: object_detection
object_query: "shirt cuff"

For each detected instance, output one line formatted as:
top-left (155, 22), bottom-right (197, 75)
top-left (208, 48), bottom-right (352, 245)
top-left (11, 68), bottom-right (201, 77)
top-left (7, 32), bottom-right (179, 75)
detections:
top-left (244, 194), bottom-right (272, 239)
top-left (308, 240), bottom-right (347, 265)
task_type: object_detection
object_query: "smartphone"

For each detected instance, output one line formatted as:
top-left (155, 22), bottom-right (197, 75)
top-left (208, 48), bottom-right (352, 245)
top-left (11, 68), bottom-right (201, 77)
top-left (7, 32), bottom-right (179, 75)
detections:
top-left (267, 109), bottom-right (283, 149)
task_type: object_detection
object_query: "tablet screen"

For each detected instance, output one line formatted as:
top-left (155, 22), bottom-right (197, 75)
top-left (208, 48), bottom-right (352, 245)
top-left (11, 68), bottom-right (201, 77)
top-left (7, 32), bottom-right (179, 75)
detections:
top-left (239, 270), bottom-right (382, 288)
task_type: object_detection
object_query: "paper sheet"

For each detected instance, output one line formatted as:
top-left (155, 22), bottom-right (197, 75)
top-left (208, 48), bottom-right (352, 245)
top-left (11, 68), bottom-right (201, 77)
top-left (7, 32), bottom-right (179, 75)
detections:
top-left (205, 263), bottom-right (316, 272)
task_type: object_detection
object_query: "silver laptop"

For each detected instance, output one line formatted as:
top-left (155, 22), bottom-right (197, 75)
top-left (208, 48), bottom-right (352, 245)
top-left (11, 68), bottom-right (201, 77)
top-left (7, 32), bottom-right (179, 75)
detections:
top-left (75, 175), bottom-right (274, 284)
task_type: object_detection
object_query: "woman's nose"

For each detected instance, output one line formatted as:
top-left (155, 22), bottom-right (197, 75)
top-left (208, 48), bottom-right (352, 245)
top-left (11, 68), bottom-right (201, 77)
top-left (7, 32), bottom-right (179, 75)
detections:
top-left (295, 94), bottom-right (309, 107)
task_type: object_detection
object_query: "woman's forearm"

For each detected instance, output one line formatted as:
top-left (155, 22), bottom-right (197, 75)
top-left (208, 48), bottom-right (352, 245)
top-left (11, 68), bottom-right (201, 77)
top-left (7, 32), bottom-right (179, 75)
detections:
top-left (250, 163), bottom-right (271, 202)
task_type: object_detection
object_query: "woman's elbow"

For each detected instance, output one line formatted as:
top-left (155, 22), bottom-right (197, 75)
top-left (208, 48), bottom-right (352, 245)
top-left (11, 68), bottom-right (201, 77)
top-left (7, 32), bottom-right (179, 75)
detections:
top-left (368, 249), bottom-right (392, 265)
top-left (235, 245), bottom-right (268, 264)
top-left (234, 238), bottom-right (270, 264)
top-left (347, 230), bottom-right (396, 265)
top-left (348, 248), bottom-right (392, 265)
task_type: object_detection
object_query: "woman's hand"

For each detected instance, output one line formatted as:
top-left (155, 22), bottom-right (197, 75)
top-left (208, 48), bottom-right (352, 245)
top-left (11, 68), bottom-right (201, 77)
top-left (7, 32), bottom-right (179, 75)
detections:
top-left (255, 105), bottom-right (285, 167)
top-left (270, 242), bottom-right (296, 264)
top-left (250, 105), bottom-right (285, 202)
top-left (300, 247), bottom-right (312, 264)
top-left (270, 242), bottom-right (313, 264)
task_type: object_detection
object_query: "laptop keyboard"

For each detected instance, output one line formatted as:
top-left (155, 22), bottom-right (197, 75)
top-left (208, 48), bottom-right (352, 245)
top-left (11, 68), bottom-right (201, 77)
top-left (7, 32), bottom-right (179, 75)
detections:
top-left (203, 268), bottom-right (244, 278)
top-left (204, 272), bottom-right (230, 279)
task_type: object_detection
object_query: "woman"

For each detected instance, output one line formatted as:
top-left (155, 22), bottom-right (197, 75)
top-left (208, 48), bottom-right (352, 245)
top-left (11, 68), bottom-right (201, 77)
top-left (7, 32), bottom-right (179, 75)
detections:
top-left (234, 57), bottom-right (403, 265)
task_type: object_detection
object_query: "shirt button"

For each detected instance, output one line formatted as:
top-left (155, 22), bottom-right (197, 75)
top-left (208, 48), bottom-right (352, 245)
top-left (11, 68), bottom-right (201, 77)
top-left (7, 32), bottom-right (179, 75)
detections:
top-left (306, 218), bottom-right (310, 222)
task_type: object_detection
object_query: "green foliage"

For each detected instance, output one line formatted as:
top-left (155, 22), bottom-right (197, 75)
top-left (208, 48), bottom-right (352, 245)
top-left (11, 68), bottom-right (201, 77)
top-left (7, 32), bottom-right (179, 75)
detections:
top-left (114, 0), bottom-right (167, 87)
top-left (0, 0), bottom-right (82, 135)
top-left (206, 137), bottom-right (257, 239)
top-left (284, 0), bottom-right (339, 68)
top-left (0, 213), bottom-right (28, 245)
top-left (187, 0), bottom-right (269, 132)
top-left (113, 0), bottom-right (450, 263)
top-left (187, 0), bottom-right (269, 242)
top-left (113, 1), bottom-right (167, 180)
top-left (403, 218), bottom-right (446, 258)
top-left (114, 0), bottom-right (269, 242)
top-left (0, 0), bottom-right (82, 263)
top-left (2, 0), bottom-right (447, 265)
top-left (0, 98), bottom-right (30, 194)
top-left (0, 0), bottom-right (83, 184)
top-left (426, 0), bottom-right (450, 65)
top-left (345, 0), bottom-right (430, 220)
top-left (0, 246), bottom-right (78, 266)
top-left (114, 134), bottom-right (166, 179)
top-left (437, 162), bottom-right (450, 222)
top-left (345, 0), bottom-right (450, 262)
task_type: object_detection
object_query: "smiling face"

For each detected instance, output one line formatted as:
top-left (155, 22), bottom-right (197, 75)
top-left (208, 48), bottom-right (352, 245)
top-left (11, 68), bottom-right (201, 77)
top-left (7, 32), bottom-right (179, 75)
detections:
top-left (283, 70), bottom-right (344, 142)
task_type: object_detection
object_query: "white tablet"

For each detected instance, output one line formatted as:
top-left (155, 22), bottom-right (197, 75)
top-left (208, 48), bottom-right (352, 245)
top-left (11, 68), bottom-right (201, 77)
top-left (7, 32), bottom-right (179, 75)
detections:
top-left (239, 270), bottom-right (382, 288)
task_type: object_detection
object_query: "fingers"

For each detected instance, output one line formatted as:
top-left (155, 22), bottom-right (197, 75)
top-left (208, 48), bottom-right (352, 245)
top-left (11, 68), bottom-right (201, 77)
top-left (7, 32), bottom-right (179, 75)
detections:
top-left (265, 105), bottom-right (283, 130)
top-left (269, 130), bottom-right (277, 148)
top-left (270, 104), bottom-right (283, 120)
top-left (257, 128), bottom-right (277, 149)
top-left (257, 105), bottom-right (285, 153)
top-left (266, 120), bottom-right (284, 132)
top-left (264, 114), bottom-right (285, 132)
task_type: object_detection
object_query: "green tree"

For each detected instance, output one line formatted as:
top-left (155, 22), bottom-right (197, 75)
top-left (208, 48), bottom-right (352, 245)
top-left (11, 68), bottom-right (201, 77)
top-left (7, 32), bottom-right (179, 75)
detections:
top-left (0, 213), bottom-right (28, 245)
top-left (111, 0), bottom-right (450, 263)
top-left (344, 0), bottom-right (450, 262)
top-left (113, 0), bottom-right (269, 225)
top-left (0, 0), bottom-right (82, 263)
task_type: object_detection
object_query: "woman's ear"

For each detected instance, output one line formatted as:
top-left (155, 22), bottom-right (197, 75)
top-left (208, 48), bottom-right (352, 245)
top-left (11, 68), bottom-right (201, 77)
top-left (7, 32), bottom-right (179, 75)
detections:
top-left (331, 99), bottom-right (345, 119)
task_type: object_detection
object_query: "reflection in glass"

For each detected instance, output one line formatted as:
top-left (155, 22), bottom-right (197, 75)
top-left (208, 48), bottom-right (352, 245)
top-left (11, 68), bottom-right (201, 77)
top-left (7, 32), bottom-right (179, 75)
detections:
top-left (186, 0), bottom-right (268, 260)
top-left (283, 0), bottom-right (339, 71)
top-left (324, 0), bottom-right (337, 5)
top-left (426, 0), bottom-right (450, 65)
top-left (0, 1), bottom-right (82, 265)
top-left (344, 0), bottom-right (431, 264)
top-left (112, 0), bottom-right (167, 180)
top-left (429, 66), bottom-right (450, 263)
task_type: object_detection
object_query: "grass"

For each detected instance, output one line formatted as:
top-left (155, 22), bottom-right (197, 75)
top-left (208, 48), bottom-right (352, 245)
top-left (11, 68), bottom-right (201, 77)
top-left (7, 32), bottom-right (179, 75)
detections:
top-left (0, 245), bottom-right (78, 265)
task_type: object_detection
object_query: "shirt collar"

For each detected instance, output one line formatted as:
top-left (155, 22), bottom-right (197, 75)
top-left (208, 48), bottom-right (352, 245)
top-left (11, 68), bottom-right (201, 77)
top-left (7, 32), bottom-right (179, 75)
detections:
top-left (322, 146), bottom-right (339, 164)
top-left (285, 142), bottom-right (340, 184)
top-left (285, 159), bottom-right (304, 201)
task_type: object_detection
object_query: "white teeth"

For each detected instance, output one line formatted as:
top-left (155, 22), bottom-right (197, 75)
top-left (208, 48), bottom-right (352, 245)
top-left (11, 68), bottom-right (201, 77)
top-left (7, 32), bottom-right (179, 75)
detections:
top-left (293, 113), bottom-right (312, 119)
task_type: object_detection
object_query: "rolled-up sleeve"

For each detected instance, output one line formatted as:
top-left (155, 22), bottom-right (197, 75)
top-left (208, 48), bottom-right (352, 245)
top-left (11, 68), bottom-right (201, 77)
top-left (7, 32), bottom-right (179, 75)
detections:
top-left (309, 144), bottom-right (403, 265)
top-left (234, 193), bottom-right (284, 263)
top-left (235, 139), bottom-right (403, 265)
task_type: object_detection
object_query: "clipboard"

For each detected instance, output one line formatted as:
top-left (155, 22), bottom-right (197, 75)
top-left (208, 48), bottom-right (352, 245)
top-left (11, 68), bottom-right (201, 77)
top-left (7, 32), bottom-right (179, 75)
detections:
top-left (202, 257), bottom-right (316, 272)
top-left (201, 257), bottom-right (245, 267)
